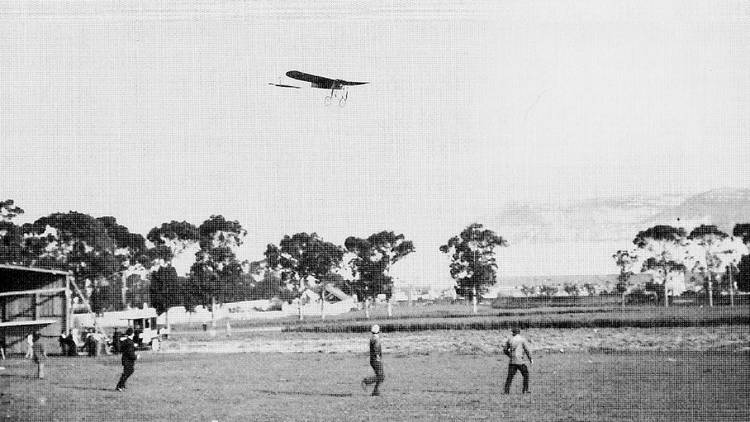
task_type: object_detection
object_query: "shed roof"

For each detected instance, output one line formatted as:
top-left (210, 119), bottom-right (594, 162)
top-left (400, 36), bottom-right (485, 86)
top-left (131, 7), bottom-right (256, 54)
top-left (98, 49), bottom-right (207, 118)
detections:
top-left (0, 319), bottom-right (58, 328)
top-left (120, 308), bottom-right (158, 320)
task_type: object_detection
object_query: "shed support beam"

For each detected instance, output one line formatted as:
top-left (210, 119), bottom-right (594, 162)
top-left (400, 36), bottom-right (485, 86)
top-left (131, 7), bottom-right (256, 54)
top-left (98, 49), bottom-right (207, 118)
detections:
top-left (0, 287), bottom-right (67, 298)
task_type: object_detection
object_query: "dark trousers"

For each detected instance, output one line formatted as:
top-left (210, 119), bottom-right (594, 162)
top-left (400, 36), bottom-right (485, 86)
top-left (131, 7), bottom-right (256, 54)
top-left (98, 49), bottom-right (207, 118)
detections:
top-left (504, 363), bottom-right (529, 393)
top-left (67, 340), bottom-right (77, 356)
top-left (116, 363), bottom-right (134, 389)
top-left (363, 361), bottom-right (385, 395)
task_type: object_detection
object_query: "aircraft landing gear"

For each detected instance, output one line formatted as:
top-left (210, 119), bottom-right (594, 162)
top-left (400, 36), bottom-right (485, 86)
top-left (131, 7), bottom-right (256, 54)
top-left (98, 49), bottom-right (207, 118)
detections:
top-left (324, 87), bottom-right (348, 106)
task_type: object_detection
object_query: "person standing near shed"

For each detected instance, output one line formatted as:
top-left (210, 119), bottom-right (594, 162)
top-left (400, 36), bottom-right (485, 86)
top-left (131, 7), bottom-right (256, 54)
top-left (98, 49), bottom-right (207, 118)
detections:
top-left (503, 327), bottom-right (533, 394)
top-left (115, 328), bottom-right (138, 391)
top-left (65, 331), bottom-right (77, 356)
top-left (24, 333), bottom-right (33, 359)
top-left (361, 324), bottom-right (385, 396)
top-left (58, 331), bottom-right (69, 356)
top-left (31, 333), bottom-right (46, 379)
top-left (86, 330), bottom-right (97, 357)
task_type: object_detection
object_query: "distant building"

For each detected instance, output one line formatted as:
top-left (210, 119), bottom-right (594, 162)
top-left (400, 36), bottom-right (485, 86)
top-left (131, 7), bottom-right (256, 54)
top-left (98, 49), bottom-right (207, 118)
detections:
top-left (0, 264), bottom-right (71, 354)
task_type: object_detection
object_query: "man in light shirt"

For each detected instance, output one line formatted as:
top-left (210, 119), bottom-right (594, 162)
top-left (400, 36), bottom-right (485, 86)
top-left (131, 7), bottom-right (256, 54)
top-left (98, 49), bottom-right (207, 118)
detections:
top-left (503, 327), bottom-right (533, 394)
top-left (24, 334), bottom-right (33, 359)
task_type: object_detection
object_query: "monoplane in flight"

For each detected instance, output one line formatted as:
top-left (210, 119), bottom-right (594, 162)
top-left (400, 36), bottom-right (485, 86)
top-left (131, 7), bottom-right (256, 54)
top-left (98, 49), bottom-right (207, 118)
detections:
top-left (270, 70), bottom-right (369, 106)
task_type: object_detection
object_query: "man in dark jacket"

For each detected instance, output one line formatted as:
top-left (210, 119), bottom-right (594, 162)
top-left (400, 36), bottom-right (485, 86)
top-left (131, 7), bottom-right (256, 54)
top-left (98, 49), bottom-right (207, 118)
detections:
top-left (58, 331), bottom-right (69, 356)
top-left (361, 324), bottom-right (385, 396)
top-left (65, 332), bottom-right (77, 356)
top-left (85, 330), bottom-right (97, 357)
top-left (115, 328), bottom-right (138, 391)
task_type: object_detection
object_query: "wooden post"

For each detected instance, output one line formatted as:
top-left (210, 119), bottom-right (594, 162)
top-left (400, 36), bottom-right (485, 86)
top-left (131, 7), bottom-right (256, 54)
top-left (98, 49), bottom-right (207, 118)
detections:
top-left (728, 265), bottom-right (735, 307)
top-left (472, 286), bottom-right (477, 315)
top-left (65, 276), bottom-right (71, 334)
top-left (211, 297), bottom-right (216, 327)
top-left (320, 287), bottom-right (326, 320)
top-left (708, 278), bottom-right (713, 307)
top-left (209, 297), bottom-right (217, 337)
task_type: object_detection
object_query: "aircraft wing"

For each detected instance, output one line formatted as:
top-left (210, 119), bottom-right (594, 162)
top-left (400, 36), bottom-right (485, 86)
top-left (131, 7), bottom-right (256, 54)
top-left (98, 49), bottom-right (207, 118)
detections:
top-left (285, 70), bottom-right (369, 92)
top-left (339, 80), bottom-right (369, 86)
top-left (269, 83), bottom-right (301, 89)
top-left (286, 71), bottom-right (335, 87)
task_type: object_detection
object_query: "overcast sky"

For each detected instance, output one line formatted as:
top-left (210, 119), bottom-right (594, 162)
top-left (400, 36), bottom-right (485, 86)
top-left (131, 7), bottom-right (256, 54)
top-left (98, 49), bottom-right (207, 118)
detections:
top-left (1, 0), bottom-right (748, 286)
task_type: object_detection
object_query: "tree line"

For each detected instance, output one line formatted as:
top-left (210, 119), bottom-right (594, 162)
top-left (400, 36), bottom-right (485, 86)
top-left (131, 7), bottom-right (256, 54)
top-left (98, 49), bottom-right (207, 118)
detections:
top-left (1, 199), bottom-right (510, 314)
top-left (0, 200), bottom-right (423, 314)
top-left (4, 198), bottom-right (746, 314)
top-left (613, 223), bottom-right (750, 306)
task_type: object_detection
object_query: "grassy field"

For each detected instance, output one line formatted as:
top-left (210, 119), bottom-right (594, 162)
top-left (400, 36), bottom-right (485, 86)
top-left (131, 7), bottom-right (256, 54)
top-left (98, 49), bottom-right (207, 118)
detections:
top-left (5, 307), bottom-right (748, 421)
top-left (171, 303), bottom-right (653, 331)
top-left (172, 304), bottom-right (749, 333)
top-left (2, 349), bottom-right (749, 421)
top-left (282, 306), bottom-right (749, 333)
top-left (163, 326), bottom-right (750, 355)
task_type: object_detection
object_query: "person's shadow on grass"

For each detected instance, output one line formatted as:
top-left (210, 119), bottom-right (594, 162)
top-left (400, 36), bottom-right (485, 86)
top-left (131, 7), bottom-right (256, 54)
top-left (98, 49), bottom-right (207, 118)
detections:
top-left (254, 389), bottom-right (353, 398)
top-left (0, 373), bottom-right (32, 379)
top-left (63, 385), bottom-right (114, 392)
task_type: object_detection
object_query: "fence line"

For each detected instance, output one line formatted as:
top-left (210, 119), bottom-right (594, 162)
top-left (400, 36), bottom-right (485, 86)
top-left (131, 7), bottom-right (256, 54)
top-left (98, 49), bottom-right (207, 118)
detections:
top-left (491, 294), bottom-right (750, 309)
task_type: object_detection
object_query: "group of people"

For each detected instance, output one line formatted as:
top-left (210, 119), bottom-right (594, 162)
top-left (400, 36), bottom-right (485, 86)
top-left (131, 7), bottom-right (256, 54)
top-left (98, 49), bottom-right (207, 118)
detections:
top-left (23, 327), bottom-right (138, 390)
top-left (57, 328), bottom-right (113, 357)
top-left (57, 331), bottom-right (78, 356)
top-left (21, 324), bottom-right (534, 395)
top-left (360, 325), bottom-right (534, 397)
top-left (112, 324), bottom-right (533, 395)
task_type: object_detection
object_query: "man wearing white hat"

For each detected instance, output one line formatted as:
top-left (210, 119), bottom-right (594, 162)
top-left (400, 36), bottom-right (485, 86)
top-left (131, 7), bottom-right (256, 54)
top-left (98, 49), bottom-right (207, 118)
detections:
top-left (503, 327), bottom-right (533, 394)
top-left (361, 324), bottom-right (385, 396)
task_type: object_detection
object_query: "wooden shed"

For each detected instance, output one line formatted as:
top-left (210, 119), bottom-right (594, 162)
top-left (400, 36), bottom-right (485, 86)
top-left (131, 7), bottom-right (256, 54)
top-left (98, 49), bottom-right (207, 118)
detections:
top-left (0, 264), bottom-right (71, 355)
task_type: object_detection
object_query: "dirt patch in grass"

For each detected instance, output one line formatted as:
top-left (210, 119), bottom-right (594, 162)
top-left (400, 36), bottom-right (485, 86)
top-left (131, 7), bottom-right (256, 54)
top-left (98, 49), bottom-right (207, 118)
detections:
top-left (282, 306), bottom-right (749, 333)
top-left (158, 326), bottom-right (750, 355)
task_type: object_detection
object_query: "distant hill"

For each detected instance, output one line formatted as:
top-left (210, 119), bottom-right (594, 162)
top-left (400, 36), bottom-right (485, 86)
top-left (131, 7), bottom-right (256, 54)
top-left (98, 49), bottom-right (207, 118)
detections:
top-left (644, 188), bottom-right (750, 234)
top-left (485, 187), bottom-right (750, 243)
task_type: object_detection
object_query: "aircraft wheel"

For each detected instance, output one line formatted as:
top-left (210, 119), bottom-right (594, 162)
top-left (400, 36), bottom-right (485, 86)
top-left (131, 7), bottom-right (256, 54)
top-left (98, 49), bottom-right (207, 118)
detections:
top-left (339, 98), bottom-right (346, 107)
top-left (324, 96), bottom-right (332, 106)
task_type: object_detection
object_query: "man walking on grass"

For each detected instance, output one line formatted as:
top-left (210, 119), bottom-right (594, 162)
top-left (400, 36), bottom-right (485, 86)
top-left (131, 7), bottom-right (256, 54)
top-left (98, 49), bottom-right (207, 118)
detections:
top-left (361, 324), bottom-right (385, 396)
top-left (503, 327), bottom-right (533, 394)
top-left (116, 328), bottom-right (138, 391)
